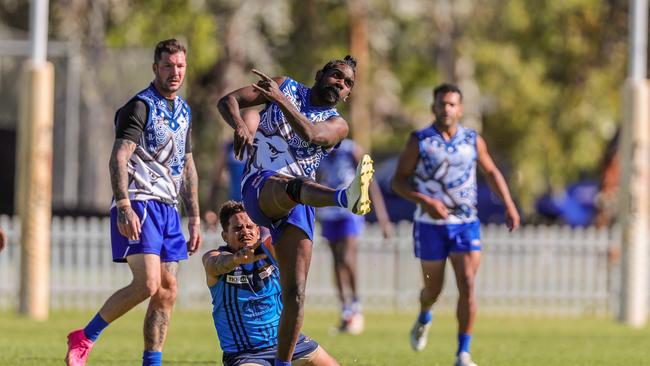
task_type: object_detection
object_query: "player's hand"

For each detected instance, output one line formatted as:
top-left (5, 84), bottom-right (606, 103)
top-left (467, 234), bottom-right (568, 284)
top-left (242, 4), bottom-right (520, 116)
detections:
top-left (117, 205), bottom-right (141, 241)
top-left (381, 221), bottom-right (394, 239)
top-left (187, 218), bottom-right (202, 256)
top-left (233, 125), bottom-right (253, 161)
top-left (505, 206), bottom-right (520, 232)
top-left (233, 246), bottom-right (267, 265)
top-left (421, 197), bottom-right (449, 220)
top-left (0, 228), bottom-right (6, 252)
top-left (251, 69), bottom-right (283, 103)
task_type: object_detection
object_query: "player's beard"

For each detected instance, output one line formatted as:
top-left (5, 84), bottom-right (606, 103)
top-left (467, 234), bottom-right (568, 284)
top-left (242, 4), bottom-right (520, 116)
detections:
top-left (155, 74), bottom-right (182, 95)
top-left (316, 81), bottom-right (341, 104)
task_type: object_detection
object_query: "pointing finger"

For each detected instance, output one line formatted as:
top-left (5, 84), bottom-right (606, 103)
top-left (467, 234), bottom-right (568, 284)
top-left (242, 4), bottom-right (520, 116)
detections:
top-left (251, 69), bottom-right (272, 81)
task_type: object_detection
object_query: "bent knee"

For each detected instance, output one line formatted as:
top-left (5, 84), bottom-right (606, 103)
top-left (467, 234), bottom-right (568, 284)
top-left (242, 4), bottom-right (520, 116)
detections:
top-left (132, 278), bottom-right (161, 298)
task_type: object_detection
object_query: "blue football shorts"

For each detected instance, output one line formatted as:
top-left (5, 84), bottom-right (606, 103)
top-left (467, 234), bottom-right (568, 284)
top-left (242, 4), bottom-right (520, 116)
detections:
top-left (222, 334), bottom-right (319, 366)
top-left (110, 200), bottom-right (187, 263)
top-left (413, 220), bottom-right (481, 261)
top-left (320, 214), bottom-right (365, 243)
top-left (242, 170), bottom-right (316, 244)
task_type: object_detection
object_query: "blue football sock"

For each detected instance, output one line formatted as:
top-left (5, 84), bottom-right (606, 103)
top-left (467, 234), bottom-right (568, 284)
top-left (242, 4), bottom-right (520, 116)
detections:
top-left (334, 189), bottom-right (348, 208)
top-left (457, 333), bottom-right (472, 355)
top-left (143, 351), bottom-right (162, 366)
top-left (83, 313), bottom-right (109, 341)
top-left (417, 310), bottom-right (432, 325)
top-left (274, 359), bottom-right (291, 366)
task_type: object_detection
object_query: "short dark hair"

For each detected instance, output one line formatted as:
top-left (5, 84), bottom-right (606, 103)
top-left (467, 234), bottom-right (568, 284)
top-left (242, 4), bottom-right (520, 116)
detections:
top-left (433, 83), bottom-right (463, 101)
top-left (320, 55), bottom-right (358, 75)
top-left (219, 200), bottom-right (247, 231)
top-left (154, 39), bottom-right (186, 63)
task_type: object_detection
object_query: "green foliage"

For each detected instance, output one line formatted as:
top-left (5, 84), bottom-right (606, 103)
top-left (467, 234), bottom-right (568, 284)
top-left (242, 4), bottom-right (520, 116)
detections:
top-left (104, 0), bottom-right (220, 78)
top-left (466, 0), bottom-right (626, 208)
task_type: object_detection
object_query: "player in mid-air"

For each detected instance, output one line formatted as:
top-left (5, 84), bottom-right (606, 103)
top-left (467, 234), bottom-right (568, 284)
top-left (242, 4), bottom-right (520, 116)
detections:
top-left (392, 83), bottom-right (519, 366)
top-left (203, 200), bottom-right (339, 366)
top-left (218, 56), bottom-right (373, 366)
top-left (317, 138), bottom-right (393, 334)
top-left (65, 39), bottom-right (202, 366)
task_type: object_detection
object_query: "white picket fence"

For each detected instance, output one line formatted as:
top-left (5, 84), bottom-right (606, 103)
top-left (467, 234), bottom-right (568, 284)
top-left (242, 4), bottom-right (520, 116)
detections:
top-left (0, 215), bottom-right (621, 316)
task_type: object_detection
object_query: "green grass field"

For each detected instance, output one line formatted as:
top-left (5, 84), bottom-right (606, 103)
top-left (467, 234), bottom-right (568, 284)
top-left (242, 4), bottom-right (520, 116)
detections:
top-left (1, 310), bottom-right (649, 365)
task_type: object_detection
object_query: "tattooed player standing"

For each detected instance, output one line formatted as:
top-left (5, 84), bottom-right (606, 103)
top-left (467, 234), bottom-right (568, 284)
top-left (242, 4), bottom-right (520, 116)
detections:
top-left (65, 39), bottom-right (202, 366)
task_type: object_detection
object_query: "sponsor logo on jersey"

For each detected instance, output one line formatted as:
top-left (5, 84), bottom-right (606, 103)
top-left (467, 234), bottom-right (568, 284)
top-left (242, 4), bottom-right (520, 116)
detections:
top-left (226, 274), bottom-right (249, 284)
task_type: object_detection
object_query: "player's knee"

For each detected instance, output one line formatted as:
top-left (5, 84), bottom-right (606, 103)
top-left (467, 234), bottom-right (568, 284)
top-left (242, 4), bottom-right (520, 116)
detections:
top-left (158, 280), bottom-right (178, 304)
top-left (141, 278), bottom-right (161, 298)
top-left (457, 272), bottom-right (476, 294)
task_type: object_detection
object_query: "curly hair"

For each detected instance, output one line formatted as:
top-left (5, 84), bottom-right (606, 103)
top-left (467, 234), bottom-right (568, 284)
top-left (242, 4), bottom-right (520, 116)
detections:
top-left (320, 55), bottom-right (358, 75)
top-left (218, 200), bottom-right (247, 231)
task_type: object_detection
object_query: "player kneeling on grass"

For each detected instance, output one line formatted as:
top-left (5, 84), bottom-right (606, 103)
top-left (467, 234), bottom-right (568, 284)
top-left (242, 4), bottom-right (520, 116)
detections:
top-left (203, 201), bottom-right (340, 366)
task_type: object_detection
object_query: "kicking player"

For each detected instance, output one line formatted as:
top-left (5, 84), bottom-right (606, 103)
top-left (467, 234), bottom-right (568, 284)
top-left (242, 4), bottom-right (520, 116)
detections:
top-left (65, 39), bottom-right (202, 366)
top-left (203, 200), bottom-right (339, 366)
top-left (392, 83), bottom-right (519, 366)
top-left (218, 56), bottom-right (373, 366)
top-left (317, 138), bottom-right (393, 334)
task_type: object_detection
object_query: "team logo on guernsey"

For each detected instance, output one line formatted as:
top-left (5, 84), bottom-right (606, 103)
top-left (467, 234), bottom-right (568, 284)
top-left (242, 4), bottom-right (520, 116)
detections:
top-left (258, 264), bottom-right (276, 280)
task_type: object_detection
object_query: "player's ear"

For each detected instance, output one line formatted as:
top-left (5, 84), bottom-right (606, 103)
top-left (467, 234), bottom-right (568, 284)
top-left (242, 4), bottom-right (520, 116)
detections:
top-left (152, 62), bottom-right (157, 74)
top-left (315, 70), bottom-right (323, 83)
top-left (221, 230), bottom-right (228, 244)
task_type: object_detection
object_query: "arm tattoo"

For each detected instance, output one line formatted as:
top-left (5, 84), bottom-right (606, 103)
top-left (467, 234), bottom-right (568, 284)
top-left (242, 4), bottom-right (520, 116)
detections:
top-left (180, 154), bottom-right (200, 217)
top-left (209, 253), bottom-right (238, 276)
top-left (109, 139), bottom-right (137, 201)
top-left (117, 207), bottom-right (135, 225)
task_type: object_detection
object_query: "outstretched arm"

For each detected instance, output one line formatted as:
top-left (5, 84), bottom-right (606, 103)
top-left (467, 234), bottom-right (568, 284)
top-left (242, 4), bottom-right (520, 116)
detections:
top-left (391, 135), bottom-right (449, 220)
top-left (181, 153), bottom-right (202, 255)
top-left (476, 135), bottom-right (520, 231)
top-left (251, 69), bottom-right (349, 147)
top-left (202, 248), bottom-right (267, 285)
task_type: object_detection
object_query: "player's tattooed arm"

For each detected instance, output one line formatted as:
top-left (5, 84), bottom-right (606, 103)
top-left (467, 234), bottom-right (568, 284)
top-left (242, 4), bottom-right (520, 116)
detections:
top-left (203, 249), bottom-right (266, 280)
top-left (180, 153), bottom-right (200, 218)
top-left (181, 153), bottom-right (202, 255)
top-left (109, 138), bottom-right (136, 201)
top-left (109, 139), bottom-right (142, 240)
top-left (203, 251), bottom-right (238, 278)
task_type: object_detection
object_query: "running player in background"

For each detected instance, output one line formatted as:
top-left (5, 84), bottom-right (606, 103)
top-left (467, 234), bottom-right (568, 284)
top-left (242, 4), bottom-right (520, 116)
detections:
top-left (317, 138), bottom-right (393, 334)
top-left (392, 83), bottom-right (519, 366)
top-left (218, 56), bottom-right (373, 366)
top-left (65, 39), bottom-right (202, 366)
top-left (203, 200), bottom-right (339, 366)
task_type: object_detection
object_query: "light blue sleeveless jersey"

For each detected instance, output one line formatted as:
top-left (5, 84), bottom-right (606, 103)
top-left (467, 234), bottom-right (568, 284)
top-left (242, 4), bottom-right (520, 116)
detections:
top-left (209, 244), bottom-right (282, 353)
top-left (242, 77), bottom-right (339, 184)
top-left (317, 139), bottom-right (357, 221)
top-left (116, 83), bottom-right (191, 205)
top-left (413, 124), bottom-right (478, 224)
